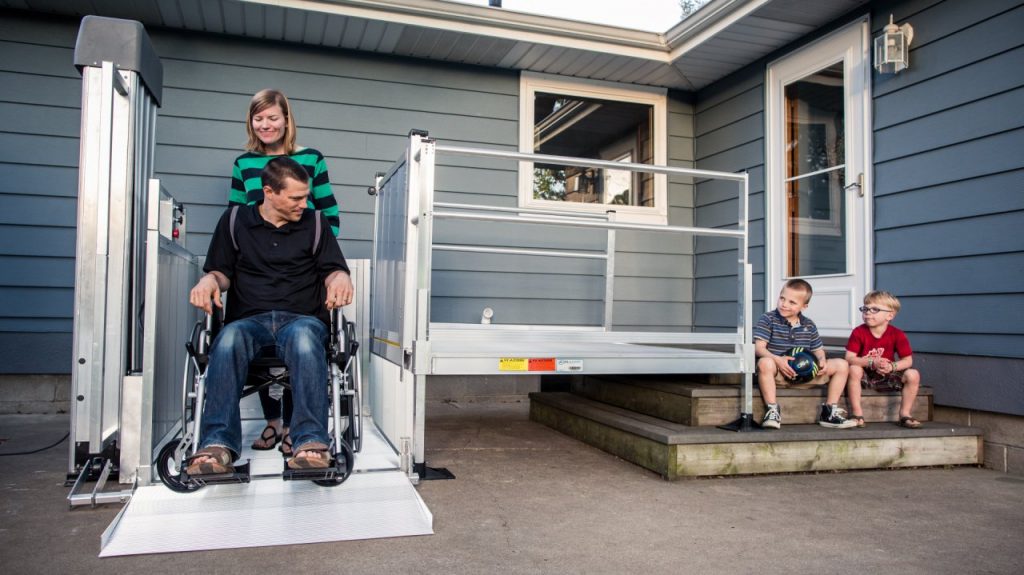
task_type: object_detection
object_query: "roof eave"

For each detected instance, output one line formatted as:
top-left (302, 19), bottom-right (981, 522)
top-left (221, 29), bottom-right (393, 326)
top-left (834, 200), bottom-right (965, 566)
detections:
top-left (249, 0), bottom-right (674, 61)
top-left (664, 0), bottom-right (771, 59)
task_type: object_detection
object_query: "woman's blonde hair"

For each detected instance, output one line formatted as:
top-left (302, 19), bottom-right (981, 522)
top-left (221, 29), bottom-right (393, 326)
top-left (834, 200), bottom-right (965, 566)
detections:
top-left (245, 89), bottom-right (297, 155)
top-left (864, 290), bottom-right (901, 314)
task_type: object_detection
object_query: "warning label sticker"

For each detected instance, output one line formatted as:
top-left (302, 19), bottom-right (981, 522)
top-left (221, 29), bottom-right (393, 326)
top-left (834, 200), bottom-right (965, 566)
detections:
top-left (499, 357), bottom-right (558, 371)
top-left (528, 358), bottom-right (556, 371)
top-left (499, 358), bottom-right (528, 371)
top-left (556, 359), bottom-right (584, 372)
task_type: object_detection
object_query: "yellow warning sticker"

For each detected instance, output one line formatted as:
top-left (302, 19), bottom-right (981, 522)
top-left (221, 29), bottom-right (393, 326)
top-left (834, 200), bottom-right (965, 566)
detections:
top-left (499, 357), bottom-right (528, 371)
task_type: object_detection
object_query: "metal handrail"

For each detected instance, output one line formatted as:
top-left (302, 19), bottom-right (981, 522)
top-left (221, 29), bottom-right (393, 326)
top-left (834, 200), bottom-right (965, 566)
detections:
top-left (432, 209), bottom-right (745, 238)
top-left (433, 244), bottom-right (607, 260)
top-left (434, 144), bottom-right (748, 182)
top-left (433, 201), bottom-right (610, 220)
top-left (431, 138), bottom-right (755, 429)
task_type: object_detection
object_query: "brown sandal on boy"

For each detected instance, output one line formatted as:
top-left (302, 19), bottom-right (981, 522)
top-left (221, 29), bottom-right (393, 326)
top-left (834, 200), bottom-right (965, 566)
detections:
top-left (898, 416), bottom-right (922, 428)
top-left (850, 415), bottom-right (866, 428)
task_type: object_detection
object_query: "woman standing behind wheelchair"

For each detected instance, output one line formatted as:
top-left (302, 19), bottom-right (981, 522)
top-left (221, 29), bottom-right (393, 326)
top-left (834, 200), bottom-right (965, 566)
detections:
top-left (228, 89), bottom-right (341, 456)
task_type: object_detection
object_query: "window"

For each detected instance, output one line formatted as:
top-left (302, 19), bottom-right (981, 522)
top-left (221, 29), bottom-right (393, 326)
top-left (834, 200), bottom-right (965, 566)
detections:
top-left (783, 62), bottom-right (846, 276)
top-left (519, 73), bottom-right (668, 224)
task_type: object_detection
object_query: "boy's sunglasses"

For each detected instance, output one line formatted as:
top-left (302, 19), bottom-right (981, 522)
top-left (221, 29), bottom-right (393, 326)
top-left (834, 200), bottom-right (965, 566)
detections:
top-left (858, 306), bottom-right (892, 314)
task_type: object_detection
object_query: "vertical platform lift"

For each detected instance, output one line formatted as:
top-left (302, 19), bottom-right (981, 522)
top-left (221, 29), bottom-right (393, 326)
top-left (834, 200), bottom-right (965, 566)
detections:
top-left (64, 22), bottom-right (434, 555)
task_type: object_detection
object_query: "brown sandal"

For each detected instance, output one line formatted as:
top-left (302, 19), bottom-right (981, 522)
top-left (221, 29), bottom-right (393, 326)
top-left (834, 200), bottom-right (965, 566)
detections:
top-left (851, 415), bottom-right (866, 428)
top-left (185, 446), bottom-right (234, 475)
top-left (287, 443), bottom-right (331, 470)
top-left (251, 424), bottom-right (282, 450)
top-left (898, 416), bottom-right (922, 428)
top-left (278, 433), bottom-right (293, 456)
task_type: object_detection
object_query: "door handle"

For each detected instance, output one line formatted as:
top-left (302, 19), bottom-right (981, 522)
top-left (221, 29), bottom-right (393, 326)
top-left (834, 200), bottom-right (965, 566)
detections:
top-left (845, 173), bottom-right (865, 197)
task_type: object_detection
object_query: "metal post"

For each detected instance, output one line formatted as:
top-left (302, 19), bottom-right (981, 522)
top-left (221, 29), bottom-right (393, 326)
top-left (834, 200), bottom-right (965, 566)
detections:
top-left (720, 172), bottom-right (757, 432)
top-left (412, 133), bottom-right (437, 470)
top-left (70, 62), bottom-right (133, 474)
top-left (604, 211), bottom-right (616, 330)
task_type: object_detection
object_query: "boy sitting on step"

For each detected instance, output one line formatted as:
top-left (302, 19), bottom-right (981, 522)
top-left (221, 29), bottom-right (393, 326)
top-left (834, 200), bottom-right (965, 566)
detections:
top-left (753, 279), bottom-right (857, 429)
top-left (844, 290), bottom-right (923, 428)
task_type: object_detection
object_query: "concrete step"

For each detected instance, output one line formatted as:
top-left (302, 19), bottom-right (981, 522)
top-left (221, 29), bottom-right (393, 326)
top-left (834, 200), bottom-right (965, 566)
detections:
top-left (570, 376), bottom-right (932, 427)
top-left (529, 392), bottom-right (982, 479)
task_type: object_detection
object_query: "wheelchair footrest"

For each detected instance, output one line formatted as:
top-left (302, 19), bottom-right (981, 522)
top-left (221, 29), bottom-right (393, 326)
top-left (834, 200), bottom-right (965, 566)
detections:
top-left (181, 462), bottom-right (252, 487)
top-left (281, 458), bottom-right (347, 482)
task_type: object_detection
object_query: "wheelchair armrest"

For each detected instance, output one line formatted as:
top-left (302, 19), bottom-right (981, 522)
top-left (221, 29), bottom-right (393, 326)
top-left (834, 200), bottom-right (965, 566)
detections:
top-left (329, 308), bottom-right (359, 365)
top-left (186, 296), bottom-right (226, 367)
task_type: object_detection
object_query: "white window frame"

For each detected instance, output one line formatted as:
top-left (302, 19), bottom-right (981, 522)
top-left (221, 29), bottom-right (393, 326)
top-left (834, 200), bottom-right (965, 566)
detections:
top-left (518, 72), bottom-right (668, 224)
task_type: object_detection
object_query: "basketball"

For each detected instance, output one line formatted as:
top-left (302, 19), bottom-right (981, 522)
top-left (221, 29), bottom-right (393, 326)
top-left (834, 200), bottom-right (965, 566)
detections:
top-left (786, 347), bottom-right (819, 383)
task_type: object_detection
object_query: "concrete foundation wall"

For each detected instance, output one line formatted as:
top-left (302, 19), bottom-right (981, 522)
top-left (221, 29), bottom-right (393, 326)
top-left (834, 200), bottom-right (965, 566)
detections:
top-left (426, 375), bottom-right (539, 403)
top-left (913, 353), bottom-right (1024, 417)
top-left (0, 375), bottom-right (70, 414)
top-left (934, 405), bottom-right (1024, 476)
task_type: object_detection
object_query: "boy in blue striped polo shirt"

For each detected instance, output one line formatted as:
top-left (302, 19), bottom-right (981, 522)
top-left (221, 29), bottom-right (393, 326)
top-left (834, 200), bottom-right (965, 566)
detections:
top-left (753, 279), bottom-right (857, 429)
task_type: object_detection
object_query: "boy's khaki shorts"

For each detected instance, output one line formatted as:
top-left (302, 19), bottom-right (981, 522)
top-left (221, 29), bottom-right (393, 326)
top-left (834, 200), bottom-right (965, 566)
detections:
top-left (773, 370), bottom-right (831, 389)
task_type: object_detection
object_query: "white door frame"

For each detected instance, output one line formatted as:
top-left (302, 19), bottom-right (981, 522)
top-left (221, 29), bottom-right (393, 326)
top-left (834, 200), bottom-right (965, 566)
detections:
top-left (765, 18), bottom-right (874, 339)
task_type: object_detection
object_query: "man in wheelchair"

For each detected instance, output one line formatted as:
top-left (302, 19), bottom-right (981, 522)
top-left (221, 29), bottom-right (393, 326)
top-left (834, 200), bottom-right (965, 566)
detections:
top-left (186, 156), bottom-right (354, 476)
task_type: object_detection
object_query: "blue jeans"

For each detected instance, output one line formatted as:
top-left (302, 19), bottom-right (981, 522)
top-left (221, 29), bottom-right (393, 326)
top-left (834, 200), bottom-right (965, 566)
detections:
top-left (199, 311), bottom-right (329, 459)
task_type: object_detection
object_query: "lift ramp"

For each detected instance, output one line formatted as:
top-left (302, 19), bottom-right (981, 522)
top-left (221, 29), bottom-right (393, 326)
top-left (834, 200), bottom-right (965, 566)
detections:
top-left (99, 417), bottom-right (432, 557)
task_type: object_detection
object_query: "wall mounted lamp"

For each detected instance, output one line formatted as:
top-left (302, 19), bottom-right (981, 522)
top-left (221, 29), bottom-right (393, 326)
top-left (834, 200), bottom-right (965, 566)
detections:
top-left (874, 15), bottom-right (914, 74)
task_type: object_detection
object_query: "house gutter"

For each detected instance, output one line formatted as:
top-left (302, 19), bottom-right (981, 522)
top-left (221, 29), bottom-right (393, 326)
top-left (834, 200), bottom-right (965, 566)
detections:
top-left (664, 0), bottom-right (772, 59)
top-left (241, 0), bottom-right (765, 64)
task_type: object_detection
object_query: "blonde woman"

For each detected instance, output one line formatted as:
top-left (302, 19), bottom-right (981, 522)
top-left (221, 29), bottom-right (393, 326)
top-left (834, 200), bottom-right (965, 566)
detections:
top-left (229, 89), bottom-right (340, 454)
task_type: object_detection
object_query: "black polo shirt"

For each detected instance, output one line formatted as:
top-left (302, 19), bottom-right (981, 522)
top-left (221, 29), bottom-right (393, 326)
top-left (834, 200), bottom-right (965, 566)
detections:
top-left (204, 204), bottom-right (349, 326)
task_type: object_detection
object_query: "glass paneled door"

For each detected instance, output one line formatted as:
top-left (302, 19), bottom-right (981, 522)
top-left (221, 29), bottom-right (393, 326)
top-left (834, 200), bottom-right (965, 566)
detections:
top-left (767, 21), bottom-right (872, 338)
top-left (785, 62), bottom-right (846, 277)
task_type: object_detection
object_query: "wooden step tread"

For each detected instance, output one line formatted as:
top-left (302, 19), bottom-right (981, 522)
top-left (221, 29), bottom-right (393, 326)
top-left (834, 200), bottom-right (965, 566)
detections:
top-left (591, 377), bottom-right (933, 398)
top-left (529, 392), bottom-right (981, 447)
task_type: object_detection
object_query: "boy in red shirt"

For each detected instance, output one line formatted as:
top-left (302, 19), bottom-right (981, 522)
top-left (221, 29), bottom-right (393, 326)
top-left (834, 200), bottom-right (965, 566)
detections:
top-left (844, 291), bottom-right (922, 428)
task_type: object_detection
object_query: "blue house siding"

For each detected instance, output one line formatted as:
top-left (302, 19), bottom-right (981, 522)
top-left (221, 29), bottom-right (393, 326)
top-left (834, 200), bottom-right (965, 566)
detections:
top-left (692, 0), bottom-right (1024, 415)
top-left (0, 14), bottom-right (81, 373)
top-left (693, 72), bottom-right (766, 332)
top-left (869, 0), bottom-right (1024, 414)
top-left (870, 0), bottom-right (1024, 361)
top-left (0, 10), bottom-right (696, 373)
top-left (0, 11), bottom-right (522, 373)
top-left (144, 29), bottom-right (520, 261)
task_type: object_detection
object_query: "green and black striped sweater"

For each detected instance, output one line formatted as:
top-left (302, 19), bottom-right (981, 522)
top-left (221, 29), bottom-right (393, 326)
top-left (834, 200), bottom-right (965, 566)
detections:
top-left (229, 147), bottom-right (340, 236)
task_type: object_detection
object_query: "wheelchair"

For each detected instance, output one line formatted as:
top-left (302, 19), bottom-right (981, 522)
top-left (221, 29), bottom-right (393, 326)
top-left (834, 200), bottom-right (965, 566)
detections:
top-left (156, 307), bottom-right (362, 492)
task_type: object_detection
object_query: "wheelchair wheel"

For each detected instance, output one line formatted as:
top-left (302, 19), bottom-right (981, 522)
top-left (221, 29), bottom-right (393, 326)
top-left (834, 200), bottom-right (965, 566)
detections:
top-left (156, 439), bottom-right (201, 493)
top-left (314, 438), bottom-right (354, 487)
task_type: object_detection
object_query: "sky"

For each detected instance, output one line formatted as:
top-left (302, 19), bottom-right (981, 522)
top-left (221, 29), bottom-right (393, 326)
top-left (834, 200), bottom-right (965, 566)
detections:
top-left (448, 0), bottom-right (689, 33)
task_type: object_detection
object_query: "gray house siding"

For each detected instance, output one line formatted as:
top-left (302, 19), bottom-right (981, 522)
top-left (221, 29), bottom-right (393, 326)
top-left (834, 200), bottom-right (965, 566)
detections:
top-left (692, 0), bottom-right (1024, 415)
top-left (869, 0), bottom-right (1024, 413)
top-left (693, 72), bottom-right (765, 333)
top-left (0, 14), bottom-right (81, 374)
top-left (0, 10), bottom-right (695, 373)
top-left (870, 0), bottom-right (1024, 361)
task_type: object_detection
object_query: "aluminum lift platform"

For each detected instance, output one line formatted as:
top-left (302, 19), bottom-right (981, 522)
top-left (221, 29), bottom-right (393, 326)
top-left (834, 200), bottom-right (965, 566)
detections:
top-left (100, 414), bottom-right (432, 557)
top-left (424, 324), bottom-right (745, 375)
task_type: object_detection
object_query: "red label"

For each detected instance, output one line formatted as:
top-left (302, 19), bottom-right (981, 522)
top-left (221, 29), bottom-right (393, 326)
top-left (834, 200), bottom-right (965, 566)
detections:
top-left (528, 358), bottom-right (556, 371)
